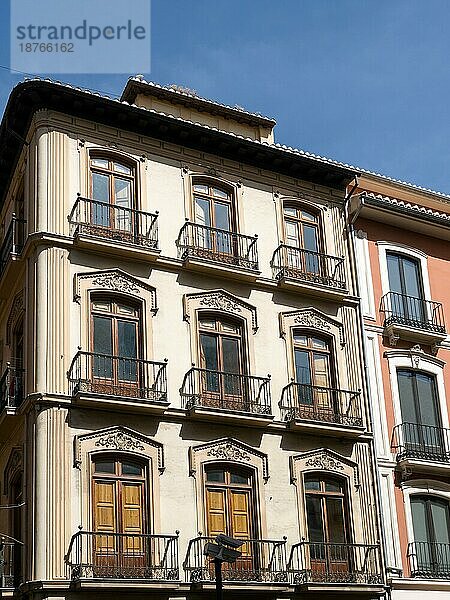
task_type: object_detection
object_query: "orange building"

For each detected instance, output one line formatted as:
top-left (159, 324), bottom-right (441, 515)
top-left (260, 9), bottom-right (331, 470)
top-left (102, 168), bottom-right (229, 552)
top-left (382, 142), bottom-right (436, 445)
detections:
top-left (349, 174), bottom-right (450, 599)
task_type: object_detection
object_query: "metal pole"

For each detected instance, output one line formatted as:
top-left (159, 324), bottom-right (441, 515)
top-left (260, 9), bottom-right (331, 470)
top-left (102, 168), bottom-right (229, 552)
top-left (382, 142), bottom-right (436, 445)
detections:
top-left (214, 558), bottom-right (223, 600)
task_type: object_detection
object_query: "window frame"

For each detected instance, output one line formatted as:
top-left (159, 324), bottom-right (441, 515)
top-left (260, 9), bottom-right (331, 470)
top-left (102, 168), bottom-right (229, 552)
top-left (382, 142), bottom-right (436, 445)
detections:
top-left (378, 242), bottom-right (431, 303)
top-left (282, 202), bottom-right (322, 253)
top-left (198, 313), bottom-right (247, 375)
top-left (191, 177), bottom-right (238, 233)
top-left (89, 153), bottom-right (136, 209)
top-left (292, 330), bottom-right (335, 389)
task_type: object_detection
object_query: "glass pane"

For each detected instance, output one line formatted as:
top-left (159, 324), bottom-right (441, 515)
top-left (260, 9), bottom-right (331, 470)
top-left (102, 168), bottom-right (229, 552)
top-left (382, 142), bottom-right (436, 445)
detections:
top-left (304, 226), bottom-right (319, 273)
top-left (93, 316), bottom-right (112, 378)
top-left (91, 158), bottom-right (109, 168)
top-left (213, 187), bottom-right (229, 199)
top-left (117, 320), bottom-right (137, 382)
top-left (304, 479), bottom-right (320, 491)
top-left (116, 304), bottom-right (137, 316)
top-left (114, 162), bottom-right (132, 175)
top-left (301, 210), bottom-right (317, 222)
top-left (416, 373), bottom-right (440, 428)
top-left (285, 220), bottom-right (299, 246)
top-left (403, 257), bottom-right (422, 298)
top-left (293, 334), bottom-right (308, 346)
top-left (326, 497), bottom-right (346, 543)
top-left (195, 197), bottom-right (211, 227)
top-left (114, 178), bottom-right (132, 231)
top-left (312, 338), bottom-right (328, 350)
top-left (295, 350), bottom-right (312, 386)
top-left (313, 353), bottom-right (330, 388)
top-left (222, 337), bottom-right (241, 395)
top-left (200, 334), bottom-right (218, 371)
top-left (325, 480), bottom-right (342, 493)
top-left (306, 496), bottom-right (325, 543)
top-left (206, 469), bottom-right (225, 482)
top-left (221, 321), bottom-right (239, 334)
top-left (411, 497), bottom-right (429, 541)
top-left (214, 204), bottom-right (232, 253)
top-left (430, 500), bottom-right (450, 544)
top-left (387, 254), bottom-right (403, 295)
top-left (397, 370), bottom-right (418, 424)
top-left (92, 173), bottom-right (110, 226)
top-left (199, 319), bottom-right (216, 330)
top-left (92, 300), bottom-right (111, 312)
top-left (122, 461), bottom-right (142, 476)
top-left (193, 183), bottom-right (208, 193)
top-left (230, 470), bottom-right (250, 484)
top-left (94, 459), bottom-right (115, 473)
top-left (283, 206), bottom-right (297, 217)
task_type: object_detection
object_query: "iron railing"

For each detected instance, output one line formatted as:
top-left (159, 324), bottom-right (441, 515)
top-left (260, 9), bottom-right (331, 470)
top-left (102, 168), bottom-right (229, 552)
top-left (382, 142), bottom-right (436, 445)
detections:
top-left (408, 541), bottom-right (450, 579)
top-left (69, 196), bottom-right (159, 249)
top-left (391, 422), bottom-right (450, 462)
top-left (380, 292), bottom-right (445, 334)
top-left (279, 382), bottom-right (362, 428)
top-left (68, 351), bottom-right (167, 402)
top-left (0, 364), bottom-right (24, 412)
top-left (0, 542), bottom-right (19, 589)
top-left (271, 244), bottom-right (346, 290)
top-left (183, 536), bottom-right (288, 583)
top-left (65, 531), bottom-right (179, 581)
top-left (180, 367), bottom-right (272, 415)
top-left (177, 222), bottom-right (259, 271)
top-left (0, 216), bottom-right (26, 277)
top-left (288, 542), bottom-right (382, 585)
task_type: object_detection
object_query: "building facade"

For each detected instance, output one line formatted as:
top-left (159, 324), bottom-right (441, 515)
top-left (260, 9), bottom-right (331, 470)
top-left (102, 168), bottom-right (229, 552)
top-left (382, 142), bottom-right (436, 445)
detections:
top-left (0, 78), bottom-right (384, 599)
top-left (351, 175), bottom-right (450, 599)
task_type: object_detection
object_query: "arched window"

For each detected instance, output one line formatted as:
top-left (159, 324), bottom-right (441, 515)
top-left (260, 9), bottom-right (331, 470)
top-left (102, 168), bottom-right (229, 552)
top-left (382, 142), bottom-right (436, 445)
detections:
top-left (89, 155), bottom-right (135, 232)
top-left (410, 495), bottom-right (450, 576)
top-left (282, 203), bottom-right (321, 275)
top-left (293, 332), bottom-right (335, 419)
top-left (90, 296), bottom-right (141, 396)
top-left (198, 315), bottom-right (246, 409)
top-left (304, 474), bottom-right (350, 576)
top-left (91, 455), bottom-right (148, 576)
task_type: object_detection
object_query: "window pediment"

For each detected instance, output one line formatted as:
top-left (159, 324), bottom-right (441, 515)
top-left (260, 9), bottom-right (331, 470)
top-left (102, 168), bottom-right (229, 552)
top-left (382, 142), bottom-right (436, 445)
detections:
top-left (279, 308), bottom-right (344, 346)
top-left (74, 269), bottom-right (157, 313)
top-left (184, 290), bottom-right (257, 333)
top-left (189, 437), bottom-right (268, 481)
top-left (74, 426), bottom-right (164, 473)
top-left (291, 448), bottom-right (359, 487)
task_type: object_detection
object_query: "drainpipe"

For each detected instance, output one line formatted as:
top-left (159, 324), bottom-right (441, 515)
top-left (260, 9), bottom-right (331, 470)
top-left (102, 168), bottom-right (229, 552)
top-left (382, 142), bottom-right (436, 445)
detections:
top-left (344, 177), bottom-right (390, 598)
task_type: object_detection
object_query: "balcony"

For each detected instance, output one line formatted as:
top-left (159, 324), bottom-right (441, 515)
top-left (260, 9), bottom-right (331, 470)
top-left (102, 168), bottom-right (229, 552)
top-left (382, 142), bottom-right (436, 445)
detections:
top-left (0, 542), bottom-right (20, 589)
top-left (0, 216), bottom-right (26, 290)
top-left (0, 364), bottom-right (24, 417)
top-left (69, 196), bottom-right (159, 260)
top-left (380, 292), bottom-right (446, 347)
top-left (279, 382), bottom-right (363, 437)
top-left (65, 531), bottom-right (180, 585)
top-left (408, 541), bottom-right (450, 579)
top-left (391, 423), bottom-right (450, 473)
top-left (288, 542), bottom-right (383, 591)
top-left (180, 367), bottom-right (273, 426)
top-left (176, 222), bottom-right (259, 280)
top-left (271, 244), bottom-right (347, 299)
top-left (68, 351), bottom-right (168, 413)
top-left (184, 536), bottom-right (288, 586)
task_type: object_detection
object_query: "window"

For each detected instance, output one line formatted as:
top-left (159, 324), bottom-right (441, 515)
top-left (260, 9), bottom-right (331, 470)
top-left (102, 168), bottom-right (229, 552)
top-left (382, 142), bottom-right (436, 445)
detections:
top-left (205, 464), bottom-right (255, 574)
top-left (283, 204), bottom-right (320, 273)
top-left (304, 474), bottom-right (350, 576)
top-left (92, 455), bottom-right (148, 576)
top-left (387, 253), bottom-right (424, 322)
top-left (91, 297), bottom-right (140, 394)
top-left (293, 332), bottom-right (334, 417)
top-left (199, 315), bottom-right (246, 406)
top-left (411, 495), bottom-right (450, 575)
top-left (90, 155), bottom-right (135, 231)
top-left (397, 370), bottom-right (443, 456)
top-left (193, 181), bottom-right (235, 255)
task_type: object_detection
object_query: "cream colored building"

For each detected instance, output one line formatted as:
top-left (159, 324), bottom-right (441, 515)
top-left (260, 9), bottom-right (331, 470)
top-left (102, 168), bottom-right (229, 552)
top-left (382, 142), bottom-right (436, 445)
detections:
top-left (0, 77), bottom-right (384, 599)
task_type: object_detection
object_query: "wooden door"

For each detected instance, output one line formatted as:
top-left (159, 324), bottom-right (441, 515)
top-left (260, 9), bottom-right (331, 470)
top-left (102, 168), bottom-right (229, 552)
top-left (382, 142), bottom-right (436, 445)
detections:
top-left (205, 466), bottom-right (255, 579)
top-left (93, 480), bottom-right (118, 576)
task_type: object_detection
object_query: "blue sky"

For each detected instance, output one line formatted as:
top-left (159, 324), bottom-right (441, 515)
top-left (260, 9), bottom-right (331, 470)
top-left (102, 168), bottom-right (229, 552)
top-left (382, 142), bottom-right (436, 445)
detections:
top-left (1, 0), bottom-right (450, 194)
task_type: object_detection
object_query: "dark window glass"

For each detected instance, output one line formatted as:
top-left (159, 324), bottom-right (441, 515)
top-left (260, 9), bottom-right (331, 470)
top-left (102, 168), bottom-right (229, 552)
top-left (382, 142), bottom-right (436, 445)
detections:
top-left (206, 469), bottom-right (225, 483)
top-left (94, 460), bottom-right (115, 474)
top-left (122, 461), bottom-right (143, 476)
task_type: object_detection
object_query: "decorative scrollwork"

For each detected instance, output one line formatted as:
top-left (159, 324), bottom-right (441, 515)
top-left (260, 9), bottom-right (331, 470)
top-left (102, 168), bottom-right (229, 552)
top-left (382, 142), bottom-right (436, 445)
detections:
top-left (91, 273), bottom-right (140, 295)
top-left (207, 442), bottom-right (251, 462)
top-left (95, 432), bottom-right (145, 452)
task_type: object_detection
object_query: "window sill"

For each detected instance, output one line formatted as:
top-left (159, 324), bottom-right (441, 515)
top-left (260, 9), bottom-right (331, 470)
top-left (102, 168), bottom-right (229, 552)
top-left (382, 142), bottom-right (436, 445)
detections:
top-left (284, 417), bottom-right (365, 438)
top-left (71, 390), bottom-right (169, 414)
top-left (180, 254), bottom-right (260, 282)
top-left (73, 231), bottom-right (160, 262)
top-left (274, 272), bottom-right (349, 301)
top-left (185, 404), bottom-right (274, 428)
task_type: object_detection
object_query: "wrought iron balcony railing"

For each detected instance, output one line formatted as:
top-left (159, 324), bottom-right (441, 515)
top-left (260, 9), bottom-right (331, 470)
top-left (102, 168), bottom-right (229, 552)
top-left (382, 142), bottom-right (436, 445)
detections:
top-left (0, 216), bottom-right (26, 277)
top-left (0, 364), bottom-right (24, 413)
top-left (391, 423), bottom-right (450, 463)
top-left (0, 542), bottom-right (19, 589)
top-left (288, 542), bottom-right (382, 586)
top-left (69, 196), bottom-right (159, 249)
top-left (65, 531), bottom-right (179, 581)
top-left (279, 382), bottom-right (362, 428)
top-left (177, 222), bottom-right (259, 271)
top-left (180, 367), bottom-right (272, 416)
top-left (183, 536), bottom-right (288, 583)
top-left (68, 351), bottom-right (167, 402)
top-left (271, 244), bottom-right (346, 290)
top-left (408, 541), bottom-right (450, 579)
top-left (380, 292), bottom-right (445, 334)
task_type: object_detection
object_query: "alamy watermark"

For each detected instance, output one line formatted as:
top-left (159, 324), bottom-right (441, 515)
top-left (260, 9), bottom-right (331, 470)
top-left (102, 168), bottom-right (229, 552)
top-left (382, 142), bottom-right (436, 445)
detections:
top-left (10, 0), bottom-right (151, 74)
